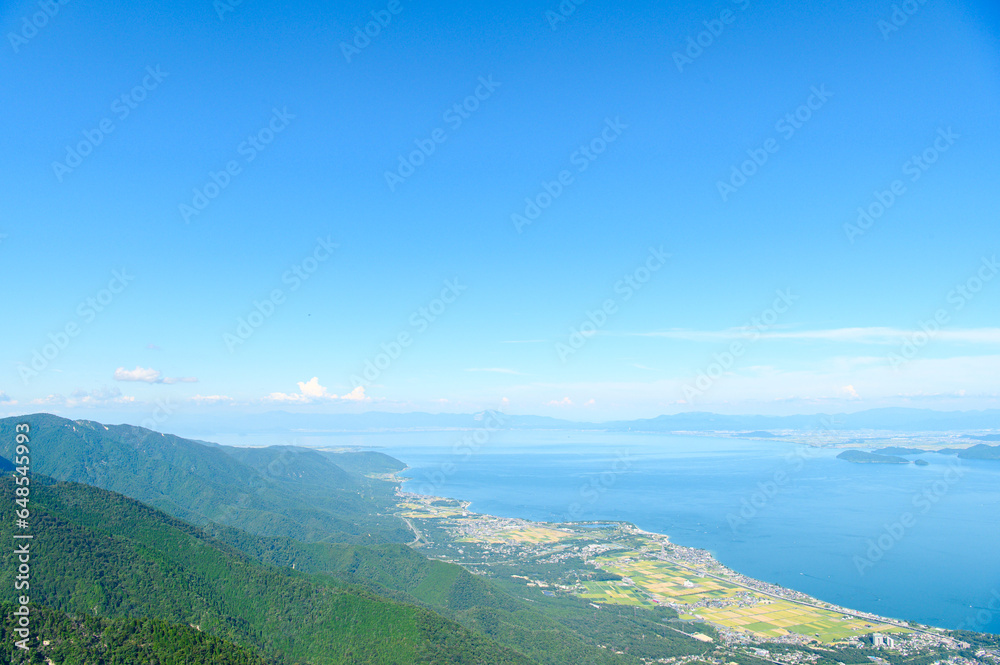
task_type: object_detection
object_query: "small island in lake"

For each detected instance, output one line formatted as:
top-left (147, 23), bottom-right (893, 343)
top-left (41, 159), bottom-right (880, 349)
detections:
top-left (837, 450), bottom-right (910, 464)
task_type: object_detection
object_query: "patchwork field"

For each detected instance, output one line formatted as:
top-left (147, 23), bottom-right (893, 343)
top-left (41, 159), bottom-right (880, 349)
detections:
top-left (587, 556), bottom-right (904, 643)
top-left (397, 493), bottom-right (912, 646)
top-left (495, 526), bottom-right (574, 543)
top-left (397, 501), bottom-right (465, 518)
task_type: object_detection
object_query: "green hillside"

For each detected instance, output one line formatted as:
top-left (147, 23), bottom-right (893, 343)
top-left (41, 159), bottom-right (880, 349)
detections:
top-left (2, 603), bottom-right (280, 665)
top-left (0, 414), bottom-right (713, 664)
top-left (0, 414), bottom-right (409, 544)
top-left (205, 525), bottom-right (710, 664)
top-left (0, 475), bottom-right (532, 664)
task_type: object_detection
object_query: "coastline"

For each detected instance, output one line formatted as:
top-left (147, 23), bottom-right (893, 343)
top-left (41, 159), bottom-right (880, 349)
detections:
top-left (388, 469), bottom-right (972, 652)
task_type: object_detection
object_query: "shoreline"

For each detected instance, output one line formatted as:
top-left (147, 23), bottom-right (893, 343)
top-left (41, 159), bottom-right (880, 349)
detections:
top-left (390, 471), bottom-right (971, 646)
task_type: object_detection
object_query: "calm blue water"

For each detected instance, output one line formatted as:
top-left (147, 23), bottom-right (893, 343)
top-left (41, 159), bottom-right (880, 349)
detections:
top-left (365, 431), bottom-right (1000, 634)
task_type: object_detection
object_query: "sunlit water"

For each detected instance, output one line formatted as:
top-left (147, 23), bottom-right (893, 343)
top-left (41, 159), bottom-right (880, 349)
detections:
top-left (381, 431), bottom-right (999, 634)
top-left (203, 429), bottom-right (1000, 633)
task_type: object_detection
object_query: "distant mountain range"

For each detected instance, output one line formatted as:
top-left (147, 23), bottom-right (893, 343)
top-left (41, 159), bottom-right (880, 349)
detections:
top-left (163, 407), bottom-right (1000, 437)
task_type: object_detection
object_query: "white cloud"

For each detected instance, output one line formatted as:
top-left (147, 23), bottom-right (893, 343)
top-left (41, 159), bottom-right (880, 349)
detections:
top-left (266, 377), bottom-right (370, 403)
top-left (114, 366), bottom-right (198, 384)
top-left (115, 366), bottom-right (161, 382)
top-left (546, 397), bottom-right (573, 407)
top-left (339, 386), bottom-right (368, 401)
top-left (298, 376), bottom-right (327, 398)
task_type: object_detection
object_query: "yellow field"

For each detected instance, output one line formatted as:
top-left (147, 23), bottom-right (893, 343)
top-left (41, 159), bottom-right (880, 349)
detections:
top-left (399, 497), bottom-right (910, 645)
top-left (585, 555), bottom-right (905, 644)
top-left (396, 501), bottom-right (465, 518)
top-left (503, 527), bottom-right (574, 543)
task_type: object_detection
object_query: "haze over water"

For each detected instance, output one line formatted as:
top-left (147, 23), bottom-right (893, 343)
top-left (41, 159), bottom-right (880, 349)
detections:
top-left (372, 431), bottom-right (1000, 634)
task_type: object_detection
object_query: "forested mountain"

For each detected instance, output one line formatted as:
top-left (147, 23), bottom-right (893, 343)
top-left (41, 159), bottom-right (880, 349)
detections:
top-left (0, 414), bottom-right (714, 664)
top-left (0, 414), bottom-right (409, 544)
top-left (2, 602), bottom-right (281, 665)
top-left (0, 475), bottom-right (532, 664)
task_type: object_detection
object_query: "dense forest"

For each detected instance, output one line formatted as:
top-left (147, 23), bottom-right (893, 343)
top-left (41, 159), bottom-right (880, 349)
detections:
top-left (1, 602), bottom-right (282, 665)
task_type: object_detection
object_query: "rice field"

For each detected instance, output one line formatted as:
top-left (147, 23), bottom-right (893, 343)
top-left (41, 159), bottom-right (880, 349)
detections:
top-left (582, 556), bottom-right (906, 643)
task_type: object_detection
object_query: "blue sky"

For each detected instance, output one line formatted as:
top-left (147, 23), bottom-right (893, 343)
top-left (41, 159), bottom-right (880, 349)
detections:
top-left (1, 0), bottom-right (998, 421)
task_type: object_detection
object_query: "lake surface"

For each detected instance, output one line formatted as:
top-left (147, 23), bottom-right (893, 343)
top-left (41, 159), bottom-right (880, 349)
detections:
top-left (363, 430), bottom-right (1000, 634)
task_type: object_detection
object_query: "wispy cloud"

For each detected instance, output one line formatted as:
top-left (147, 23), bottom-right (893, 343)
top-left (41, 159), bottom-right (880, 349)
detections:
top-left (190, 394), bottom-right (233, 404)
top-left (624, 327), bottom-right (1000, 345)
top-left (114, 366), bottom-right (198, 384)
top-left (32, 387), bottom-right (135, 407)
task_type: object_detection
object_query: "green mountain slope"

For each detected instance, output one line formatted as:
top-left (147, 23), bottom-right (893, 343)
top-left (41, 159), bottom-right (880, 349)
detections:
top-left (206, 525), bottom-right (710, 665)
top-left (0, 414), bottom-right (712, 664)
top-left (0, 475), bottom-right (531, 665)
top-left (2, 603), bottom-right (280, 665)
top-left (0, 414), bottom-right (409, 544)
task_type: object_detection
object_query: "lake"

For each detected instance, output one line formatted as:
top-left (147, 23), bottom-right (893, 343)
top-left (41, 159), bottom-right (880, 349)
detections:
top-left (364, 430), bottom-right (1000, 634)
